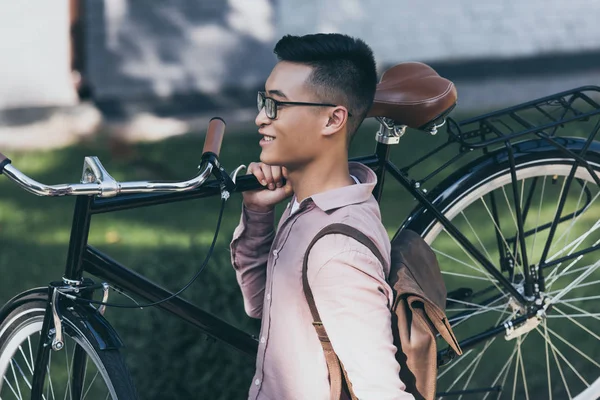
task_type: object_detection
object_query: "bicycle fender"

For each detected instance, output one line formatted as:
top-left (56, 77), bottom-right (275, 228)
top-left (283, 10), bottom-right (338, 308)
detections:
top-left (58, 298), bottom-right (125, 351)
top-left (0, 287), bottom-right (124, 351)
top-left (399, 136), bottom-right (600, 238)
top-left (0, 287), bottom-right (47, 323)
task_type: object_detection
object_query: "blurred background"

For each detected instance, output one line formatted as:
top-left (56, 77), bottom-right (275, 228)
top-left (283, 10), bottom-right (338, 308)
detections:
top-left (0, 0), bottom-right (599, 398)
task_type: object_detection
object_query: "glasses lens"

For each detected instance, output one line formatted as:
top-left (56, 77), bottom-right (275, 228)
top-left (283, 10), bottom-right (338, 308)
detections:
top-left (265, 98), bottom-right (276, 119)
top-left (257, 92), bottom-right (264, 113)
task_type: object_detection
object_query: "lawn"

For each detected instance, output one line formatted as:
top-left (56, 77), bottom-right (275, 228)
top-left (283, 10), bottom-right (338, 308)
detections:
top-left (1, 113), bottom-right (599, 399)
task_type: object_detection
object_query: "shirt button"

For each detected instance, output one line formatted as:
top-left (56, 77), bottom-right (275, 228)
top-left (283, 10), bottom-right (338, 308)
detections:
top-left (272, 249), bottom-right (278, 256)
top-left (260, 336), bottom-right (266, 343)
top-left (254, 379), bottom-right (261, 386)
top-left (266, 293), bottom-right (271, 300)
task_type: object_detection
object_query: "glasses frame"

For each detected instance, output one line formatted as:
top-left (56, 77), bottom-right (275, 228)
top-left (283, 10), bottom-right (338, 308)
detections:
top-left (257, 91), bottom-right (353, 120)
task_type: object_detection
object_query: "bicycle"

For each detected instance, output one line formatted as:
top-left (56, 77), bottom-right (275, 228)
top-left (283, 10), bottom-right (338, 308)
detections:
top-left (1, 62), bottom-right (599, 399)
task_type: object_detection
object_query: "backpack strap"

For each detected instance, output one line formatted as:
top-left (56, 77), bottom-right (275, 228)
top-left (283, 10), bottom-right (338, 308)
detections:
top-left (302, 223), bottom-right (386, 400)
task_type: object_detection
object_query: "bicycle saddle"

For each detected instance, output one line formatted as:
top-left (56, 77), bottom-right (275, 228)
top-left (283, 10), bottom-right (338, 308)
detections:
top-left (367, 62), bottom-right (457, 130)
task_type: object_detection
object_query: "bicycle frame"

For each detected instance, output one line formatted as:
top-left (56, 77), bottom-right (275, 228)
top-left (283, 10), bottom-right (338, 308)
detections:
top-left (22, 85), bottom-right (600, 394)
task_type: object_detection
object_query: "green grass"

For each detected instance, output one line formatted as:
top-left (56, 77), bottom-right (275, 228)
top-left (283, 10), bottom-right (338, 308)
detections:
top-left (1, 114), bottom-right (599, 399)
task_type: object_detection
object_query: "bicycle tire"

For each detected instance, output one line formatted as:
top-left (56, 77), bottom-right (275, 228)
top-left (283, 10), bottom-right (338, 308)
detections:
top-left (0, 298), bottom-right (138, 400)
top-left (415, 149), bottom-right (600, 399)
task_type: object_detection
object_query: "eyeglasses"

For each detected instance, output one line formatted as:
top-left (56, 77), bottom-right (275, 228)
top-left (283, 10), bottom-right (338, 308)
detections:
top-left (257, 91), bottom-right (352, 120)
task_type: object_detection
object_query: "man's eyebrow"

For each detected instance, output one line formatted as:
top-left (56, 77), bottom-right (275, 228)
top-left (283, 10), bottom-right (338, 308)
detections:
top-left (267, 89), bottom-right (288, 99)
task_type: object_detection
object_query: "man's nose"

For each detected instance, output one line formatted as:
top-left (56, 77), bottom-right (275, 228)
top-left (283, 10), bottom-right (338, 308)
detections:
top-left (255, 107), bottom-right (270, 127)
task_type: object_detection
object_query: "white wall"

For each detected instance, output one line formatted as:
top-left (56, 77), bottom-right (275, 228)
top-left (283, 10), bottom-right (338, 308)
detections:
top-left (0, 1), bottom-right (77, 109)
top-left (278, 0), bottom-right (600, 64)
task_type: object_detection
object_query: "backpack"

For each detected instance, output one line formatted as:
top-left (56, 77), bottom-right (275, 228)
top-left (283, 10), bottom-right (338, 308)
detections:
top-left (302, 223), bottom-right (463, 400)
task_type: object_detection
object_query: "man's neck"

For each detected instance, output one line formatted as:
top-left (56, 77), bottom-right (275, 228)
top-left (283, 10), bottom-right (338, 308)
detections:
top-left (287, 153), bottom-right (354, 203)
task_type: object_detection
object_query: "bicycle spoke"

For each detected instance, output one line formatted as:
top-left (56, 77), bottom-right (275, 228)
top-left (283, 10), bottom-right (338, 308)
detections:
top-left (549, 186), bottom-right (600, 256)
top-left (442, 270), bottom-right (498, 281)
top-left (437, 231), bottom-right (509, 297)
top-left (46, 350), bottom-right (55, 400)
top-left (547, 313), bottom-right (600, 318)
top-left (536, 326), bottom-right (589, 387)
top-left (546, 255), bottom-right (585, 291)
top-left (564, 181), bottom-right (588, 246)
top-left (10, 359), bottom-right (24, 400)
top-left (544, 321), bottom-right (552, 400)
top-left (550, 260), bottom-right (600, 303)
top-left (559, 295), bottom-right (600, 303)
top-left (529, 176), bottom-right (547, 264)
top-left (448, 296), bottom-right (511, 327)
top-left (446, 297), bottom-right (507, 311)
top-left (81, 357), bottom-right (89, 400)
top-left (546, 276), bottom-right (600, 292)
top-left (63, 340), bottom-right (72, 400)
top-left (511, 337), bottom-right (521, 400)
top-left (458, 338), bottom-right (497, 400)
top-left (481, 345), bottom-right (518, 400)
top-left (501, 186), bottom-right (520, 235)
top-left (446, 346), bottom-right (493, 394)
top-left (27, 337), bottom-right (34, 375)
top-left (82, 371), bottom-right (99, 400)
top-left (546, 325), bottom-right (600, 369)
top-left (544, 323), bottom-right (572, 399)
top-left (17, 347), bottom-right (33, 377)
top-left (558, 301), bottom-right (600, 321)
top-left (546, 173), bottom-right (569, 257)
top-left (553, 306), bottom-right (600, 340)
top-left (432, 247), bottom-right (494, 279)
top-left (546, 216), bottom-right (600, 269)
top-left (3, 374), bottom-right (21, 400)
top-left (437, 349), bottom-right (475, 380)
top-left (460, 211), bottom-right (494, 260)
top-left (517, 337), bottom-right (530, 400)
top-left (480, 197), bottom-right (524, 275)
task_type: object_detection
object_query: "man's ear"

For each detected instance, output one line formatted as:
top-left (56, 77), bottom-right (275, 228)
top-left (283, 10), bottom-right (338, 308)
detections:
top-left (322, 107), bottom-right (349, 137)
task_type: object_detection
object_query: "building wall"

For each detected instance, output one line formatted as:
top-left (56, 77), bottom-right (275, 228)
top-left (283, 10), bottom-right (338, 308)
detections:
top-left (84, 0), bottom-right (600, 104)
top-left (1, 0), bottom-right (599, 111)
top-left (0, 1), bottom-right (77, 110)
top-left (278, 0), bottom-right (600, 64)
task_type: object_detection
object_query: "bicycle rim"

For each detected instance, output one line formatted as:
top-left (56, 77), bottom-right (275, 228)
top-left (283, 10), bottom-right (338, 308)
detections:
top-left (0, 303), bottom-right (134, 400)
top-left (422, 158), bottom-right (600, 399)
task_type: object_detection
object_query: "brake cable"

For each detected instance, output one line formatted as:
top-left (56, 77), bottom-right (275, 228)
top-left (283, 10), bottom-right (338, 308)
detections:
top-left (58, 196), bottom-right (227, 310)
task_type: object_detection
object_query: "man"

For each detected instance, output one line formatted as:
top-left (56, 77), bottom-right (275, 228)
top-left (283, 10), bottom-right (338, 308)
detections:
top-left (230, 33), bottom-right (413, 399)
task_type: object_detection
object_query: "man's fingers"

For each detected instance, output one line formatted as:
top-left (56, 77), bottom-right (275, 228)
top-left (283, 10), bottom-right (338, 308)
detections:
top-left (271, 167), bottom-right (283, 188)
top-left (247, 162), bottom-right (267, 186)
top-left (261, 166), bottom-right (275, 189)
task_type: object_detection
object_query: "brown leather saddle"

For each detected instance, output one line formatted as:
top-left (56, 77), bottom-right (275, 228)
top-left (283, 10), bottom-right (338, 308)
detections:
top-left (367, 62), bottom-right (457, 131)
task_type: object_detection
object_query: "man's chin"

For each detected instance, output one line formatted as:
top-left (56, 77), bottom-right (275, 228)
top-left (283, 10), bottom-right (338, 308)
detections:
top-left (259, 151), bottom-right (278, 166)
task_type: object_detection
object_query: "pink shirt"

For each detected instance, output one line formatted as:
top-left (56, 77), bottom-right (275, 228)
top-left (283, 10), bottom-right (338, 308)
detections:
top-left (231, 162), bottom-right (414, 400)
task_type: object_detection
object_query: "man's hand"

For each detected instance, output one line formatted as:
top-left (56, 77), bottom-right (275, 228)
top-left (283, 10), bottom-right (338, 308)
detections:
top-left (243, 162), bottom-right (293, 213)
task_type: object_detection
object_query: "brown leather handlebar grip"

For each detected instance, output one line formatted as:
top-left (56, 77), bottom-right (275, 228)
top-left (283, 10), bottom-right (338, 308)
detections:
top-left (202, 117), bottom-right (226, 156)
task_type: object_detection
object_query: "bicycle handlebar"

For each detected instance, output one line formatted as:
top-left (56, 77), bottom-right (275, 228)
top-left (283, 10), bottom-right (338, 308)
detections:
top-left (0, 118), bottom-right (228, 197)
top-left (202, 117), bottom-right (226, 156)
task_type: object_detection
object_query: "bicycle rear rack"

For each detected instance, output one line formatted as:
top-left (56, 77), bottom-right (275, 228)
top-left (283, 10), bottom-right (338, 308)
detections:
top-left (398, 86), bottom-right (600, 190)
top-left (450, 85), bottom-right (600, 149)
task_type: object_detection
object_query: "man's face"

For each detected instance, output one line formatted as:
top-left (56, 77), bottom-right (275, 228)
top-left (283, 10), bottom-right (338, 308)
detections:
top-left (255, 61), bottom-right (328, 169)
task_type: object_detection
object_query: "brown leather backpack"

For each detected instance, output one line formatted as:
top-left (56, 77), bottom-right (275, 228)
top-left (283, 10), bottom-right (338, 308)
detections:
top-left (302, 224), bottom-right (463, 400)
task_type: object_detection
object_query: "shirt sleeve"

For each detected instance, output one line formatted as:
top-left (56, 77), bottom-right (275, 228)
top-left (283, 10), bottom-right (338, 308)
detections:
top-left (230, 205), bottom-right (275, 319)
top-left (307, 234), bottom-right (415, 400)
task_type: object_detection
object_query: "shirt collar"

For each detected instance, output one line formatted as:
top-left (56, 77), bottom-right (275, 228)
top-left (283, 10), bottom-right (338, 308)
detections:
top-left (309, 162), bottom-right (377, 212)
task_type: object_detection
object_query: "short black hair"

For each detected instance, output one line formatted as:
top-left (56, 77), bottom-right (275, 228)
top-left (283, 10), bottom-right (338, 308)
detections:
top-left (273, 33), bottom-right (377, 139)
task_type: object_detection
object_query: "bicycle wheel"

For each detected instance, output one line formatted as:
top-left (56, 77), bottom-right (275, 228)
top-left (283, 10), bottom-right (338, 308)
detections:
top-left (417, 150), bottom-right (600, 399)
top-left (0, 298), bottom-right (138, 400)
